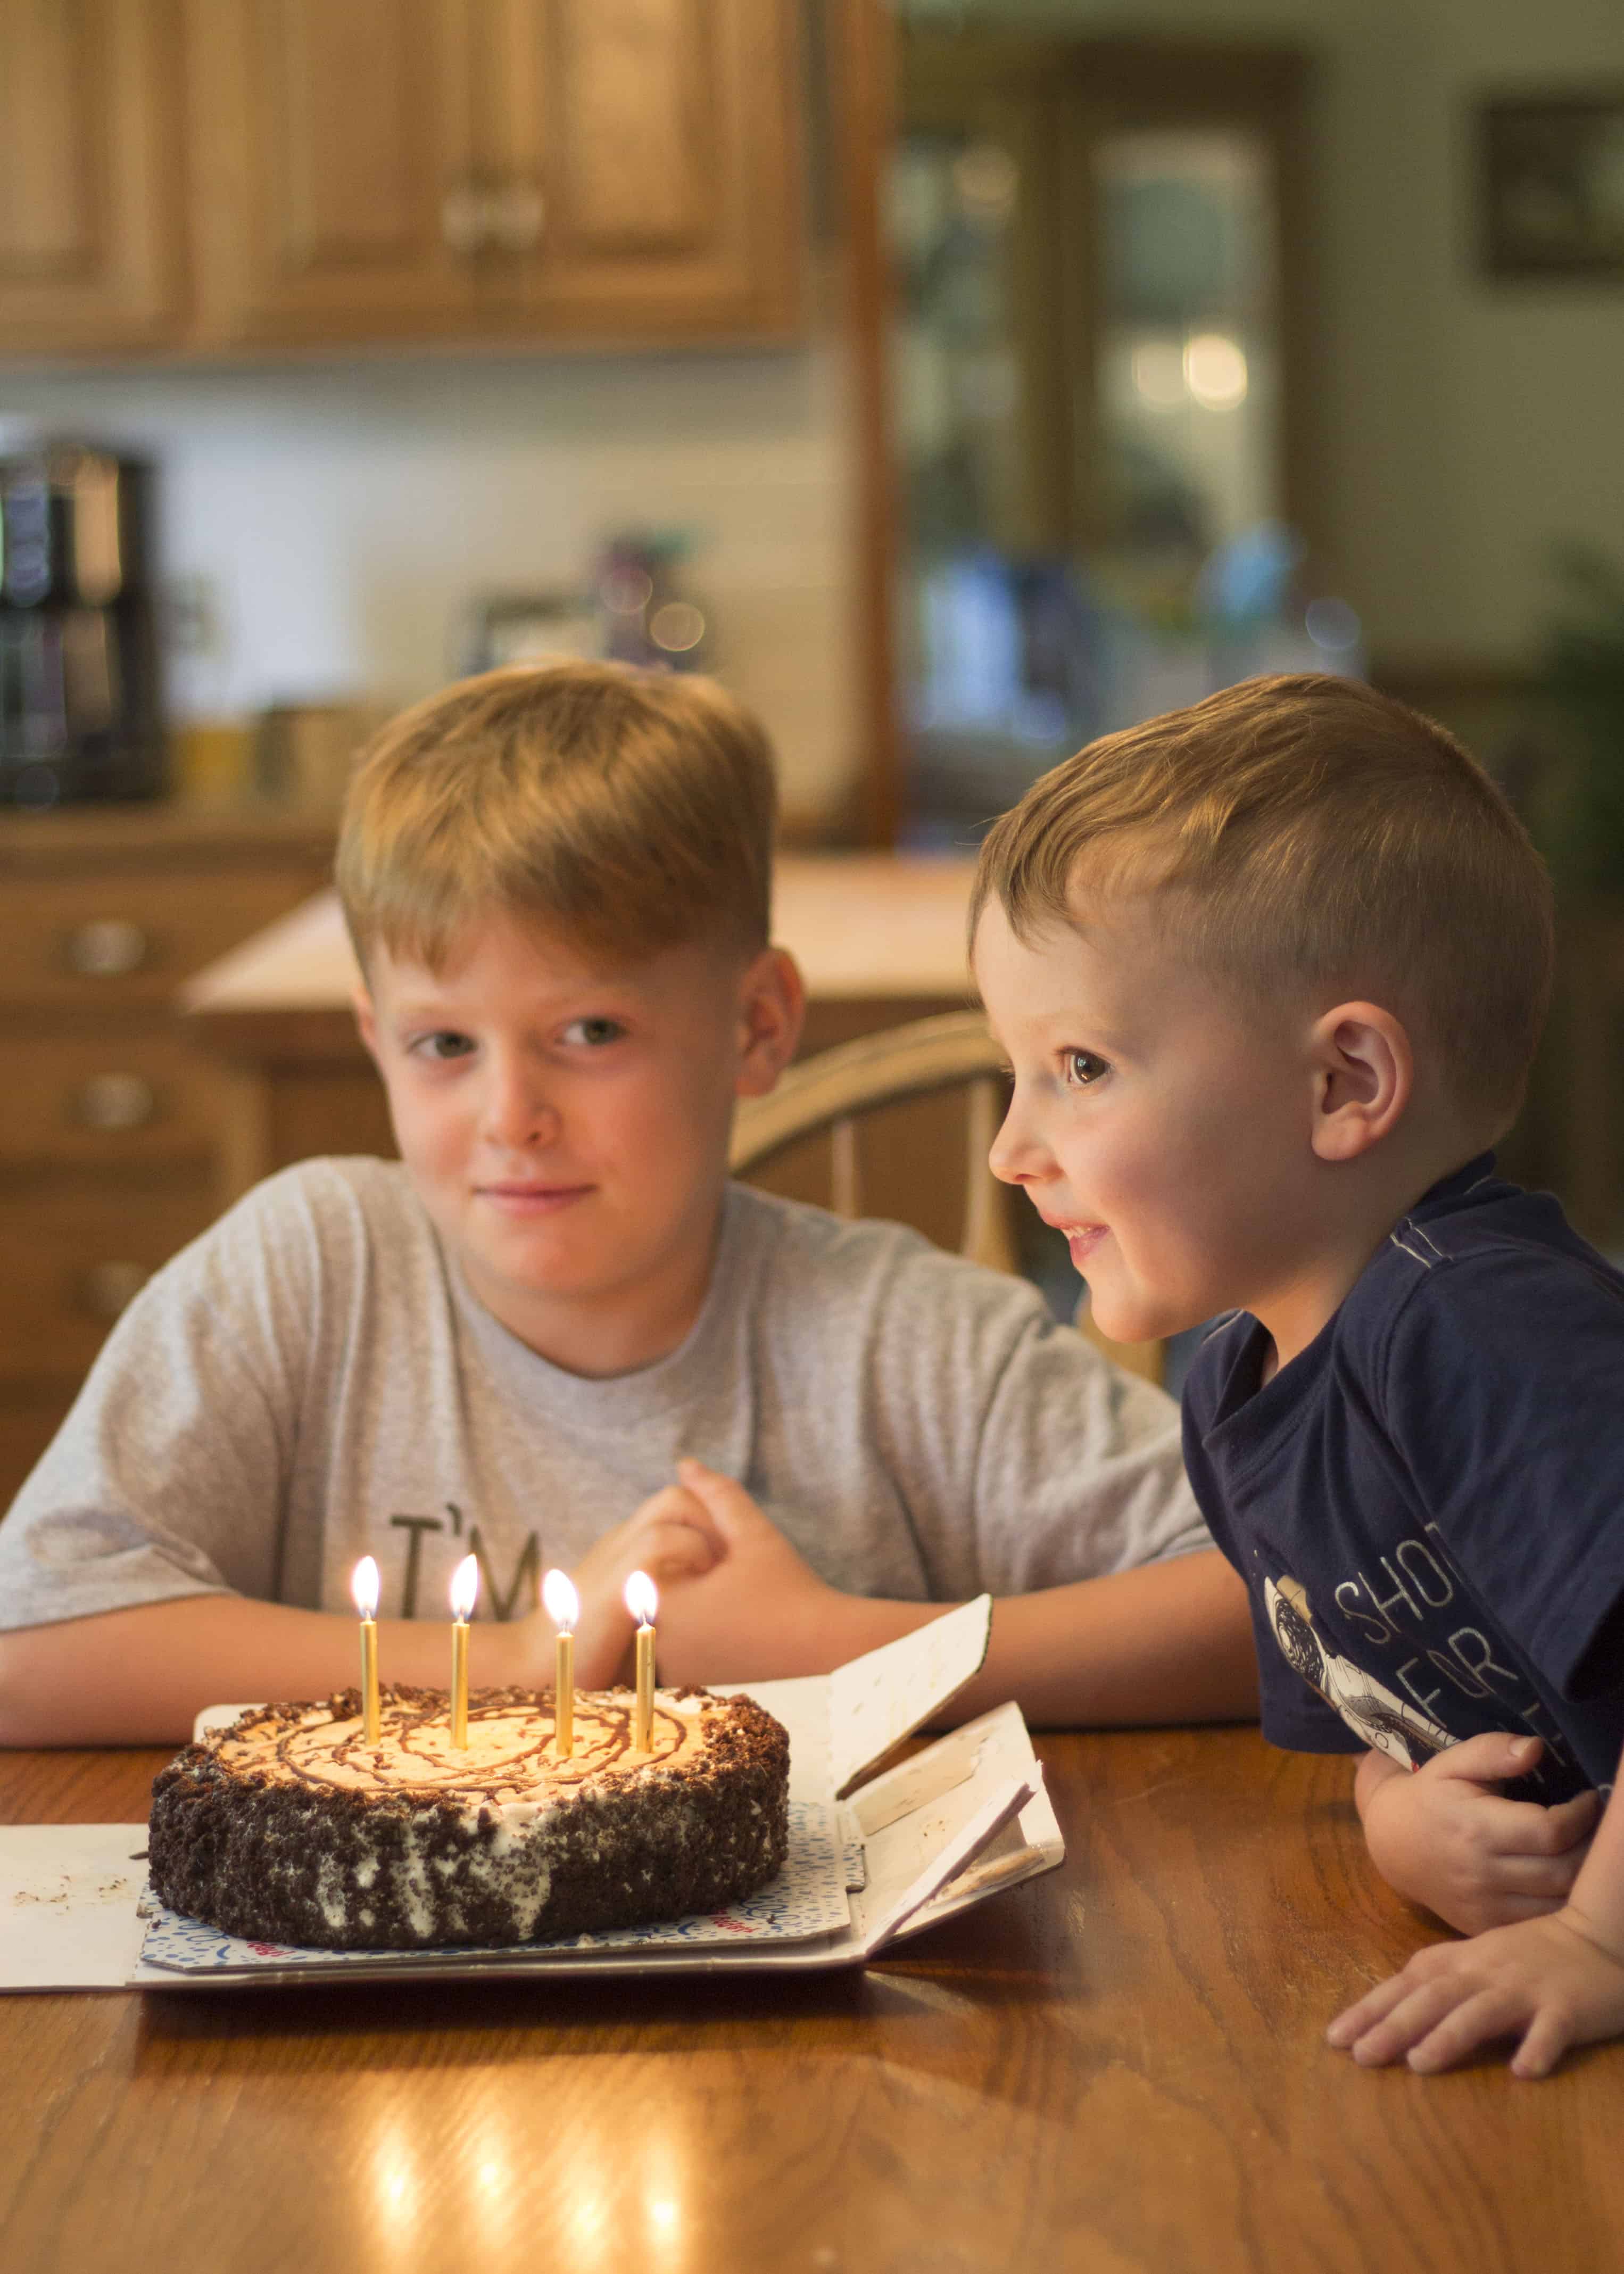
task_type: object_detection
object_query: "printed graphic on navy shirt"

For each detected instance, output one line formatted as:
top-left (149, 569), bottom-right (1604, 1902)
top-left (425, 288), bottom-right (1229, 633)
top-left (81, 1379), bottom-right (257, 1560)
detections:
top-left (1182, 1156), bottom-right (1624, 1803)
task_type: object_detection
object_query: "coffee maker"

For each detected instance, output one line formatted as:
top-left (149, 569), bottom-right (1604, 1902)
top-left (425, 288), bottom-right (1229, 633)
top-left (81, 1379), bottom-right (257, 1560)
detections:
top-left (0, 445), bottom-right (165, 806)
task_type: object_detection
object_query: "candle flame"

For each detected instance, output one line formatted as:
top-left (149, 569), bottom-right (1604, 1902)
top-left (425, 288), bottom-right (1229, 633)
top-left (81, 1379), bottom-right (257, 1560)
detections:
top-left (542, 1566), bottom-right (579, 1635)
top-left (351, 1555), bottom-right (380, 1622)
top-left (449, 1552), bottom-right (480, 1623)
top-left (624, 1569), bottom-right (658, 1627)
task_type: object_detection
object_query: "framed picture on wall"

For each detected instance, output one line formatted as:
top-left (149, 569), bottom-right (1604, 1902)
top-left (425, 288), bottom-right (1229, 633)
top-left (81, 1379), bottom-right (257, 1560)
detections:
top-left (1480, 92), bottom-right (1624, 278)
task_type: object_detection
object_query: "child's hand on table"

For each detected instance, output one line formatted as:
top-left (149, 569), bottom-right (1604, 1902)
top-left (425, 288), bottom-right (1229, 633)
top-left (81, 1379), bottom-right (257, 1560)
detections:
top-left (560, 1489), bottom-right (726, 1686)
top-left (1327, 1904), bottom-right (1624, 2079)
top-left (1356, 1735), bottom-right (1599, 1934)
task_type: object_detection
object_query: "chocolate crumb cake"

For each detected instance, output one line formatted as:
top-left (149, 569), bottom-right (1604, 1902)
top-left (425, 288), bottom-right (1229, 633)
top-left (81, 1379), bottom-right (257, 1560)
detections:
top-left (148, 1682), bottom-right (790, 1949)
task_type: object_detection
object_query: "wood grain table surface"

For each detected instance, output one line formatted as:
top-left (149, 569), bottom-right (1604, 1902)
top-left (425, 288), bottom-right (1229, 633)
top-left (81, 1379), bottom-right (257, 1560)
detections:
top-left (4, 1725), bottom-right (1621, 2274)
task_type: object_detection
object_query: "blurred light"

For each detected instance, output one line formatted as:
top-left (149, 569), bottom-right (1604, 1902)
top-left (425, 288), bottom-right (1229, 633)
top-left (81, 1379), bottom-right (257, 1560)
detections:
top-left (601, 567), bottom-right (653, 614)
top-left (1131, 341), bottom-right (1187, 410)
top-left (648, 601), bottom-right (706, 654)
top-left (952, 143), bottom-right (1017, 221)
top-left (1304, 596), bottom-right (1361, 652)
top-left (1184, 333), bottom-right (1248, 410)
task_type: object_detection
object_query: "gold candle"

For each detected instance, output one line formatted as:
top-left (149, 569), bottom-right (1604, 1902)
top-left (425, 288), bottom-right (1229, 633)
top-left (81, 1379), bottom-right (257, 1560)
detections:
top-left (542, 1567), bottom-right (579, 1759)
top-left (351, 1556), bottom-right (382, 1745)
top-left (624, 1569), bottom-right (658, 1754)
top-left (449, 1553), bottom-right (479, 1750)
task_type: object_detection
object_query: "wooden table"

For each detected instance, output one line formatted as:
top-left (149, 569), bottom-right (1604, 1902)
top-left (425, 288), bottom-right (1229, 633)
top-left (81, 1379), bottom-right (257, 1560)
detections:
top-left (5, 1725), bottom-right (1620, 2274)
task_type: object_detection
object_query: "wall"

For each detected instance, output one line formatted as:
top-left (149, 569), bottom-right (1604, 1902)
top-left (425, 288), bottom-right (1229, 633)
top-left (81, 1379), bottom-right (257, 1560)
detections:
top-left (904, 0), bottom-right (1624, 665)
top-left (0, 341), bottom-right (857, 822)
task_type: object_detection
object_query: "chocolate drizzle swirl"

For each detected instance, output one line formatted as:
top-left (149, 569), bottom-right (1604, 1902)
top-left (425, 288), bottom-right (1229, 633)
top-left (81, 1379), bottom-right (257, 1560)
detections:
top-left (217, 1683), bottom-right (703, 1805)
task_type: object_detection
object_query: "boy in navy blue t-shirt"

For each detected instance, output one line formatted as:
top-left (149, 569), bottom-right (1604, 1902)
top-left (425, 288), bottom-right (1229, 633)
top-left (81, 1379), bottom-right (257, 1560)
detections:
top-left (970, 671), bottom-right (1624, 2079)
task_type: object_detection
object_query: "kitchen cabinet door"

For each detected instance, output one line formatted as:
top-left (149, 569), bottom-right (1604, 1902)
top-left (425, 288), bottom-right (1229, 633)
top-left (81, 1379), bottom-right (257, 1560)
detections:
top-left (185, 0), bottom-right (485, 347)
top-left (478, 0), bottom-right (802, 342)
top-left (0, 0), bottom-right (186, 355)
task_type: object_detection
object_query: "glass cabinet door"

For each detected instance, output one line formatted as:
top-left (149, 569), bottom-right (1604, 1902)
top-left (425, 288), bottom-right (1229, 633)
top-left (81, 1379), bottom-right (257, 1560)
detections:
top-left (890, 35), bottom-right (1322, 843)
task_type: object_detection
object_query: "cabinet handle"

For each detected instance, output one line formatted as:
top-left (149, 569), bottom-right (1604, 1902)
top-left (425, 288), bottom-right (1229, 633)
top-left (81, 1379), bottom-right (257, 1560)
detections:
top-left (63, 917), bottom-right (150, 977)
top-left (441, 183), bottom-right (490, 255)
top-left (71, 1072), bottom-right (159, 1132)
top-left (487, 182), bottom-right (545, 253)
top-left (78, 1261), bottom-right (151, 1321)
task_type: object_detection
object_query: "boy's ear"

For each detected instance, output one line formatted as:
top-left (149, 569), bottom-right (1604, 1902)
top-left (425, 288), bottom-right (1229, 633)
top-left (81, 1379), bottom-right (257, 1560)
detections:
top-left (353, 985), bottom-right (380, 1065)
top-left (1308, 1000), bottom-right (1411, 1162)
top-left (734, 947), bottom-right (805, 1098)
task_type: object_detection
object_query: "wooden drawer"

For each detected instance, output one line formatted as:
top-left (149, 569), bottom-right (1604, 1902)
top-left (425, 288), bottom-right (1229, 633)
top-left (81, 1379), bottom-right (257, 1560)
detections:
top-left (0, 1167), bottom-right (218, 1382)
top-left (0, 866), bottom-right (329, 1013)
top-left (0, 1029), bottom-right (241, 1171)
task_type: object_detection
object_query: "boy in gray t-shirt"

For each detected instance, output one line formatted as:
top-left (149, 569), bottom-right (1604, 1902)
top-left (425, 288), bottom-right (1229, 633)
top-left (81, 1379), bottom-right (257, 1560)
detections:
top-left (0, 664), bottom-right (1252, 1744)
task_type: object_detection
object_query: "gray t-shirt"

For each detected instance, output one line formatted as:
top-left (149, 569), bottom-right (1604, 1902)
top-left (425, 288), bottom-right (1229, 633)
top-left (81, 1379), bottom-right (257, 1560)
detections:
top-left (0, 1157), bottom-right (1207, 1630)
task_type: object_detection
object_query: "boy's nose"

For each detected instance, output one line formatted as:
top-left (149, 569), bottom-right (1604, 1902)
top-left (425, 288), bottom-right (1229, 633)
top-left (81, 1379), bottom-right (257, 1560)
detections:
top-left (987, 1090), bottom-right (1049, 1187)
top-left (479, 1062), bottom-right (559, 1150)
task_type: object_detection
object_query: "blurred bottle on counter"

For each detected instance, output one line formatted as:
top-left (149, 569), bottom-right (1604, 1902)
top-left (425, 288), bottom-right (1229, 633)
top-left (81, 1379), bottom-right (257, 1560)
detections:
top-left (0, 444), bottom-right (165, 807)
top-left (595, 532), bottom-right (711, 674)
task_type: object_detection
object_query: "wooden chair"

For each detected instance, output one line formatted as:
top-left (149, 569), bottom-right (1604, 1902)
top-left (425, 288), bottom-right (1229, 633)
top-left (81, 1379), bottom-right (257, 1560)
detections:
top-left (731, 1009), bottom-right (1164, 1384)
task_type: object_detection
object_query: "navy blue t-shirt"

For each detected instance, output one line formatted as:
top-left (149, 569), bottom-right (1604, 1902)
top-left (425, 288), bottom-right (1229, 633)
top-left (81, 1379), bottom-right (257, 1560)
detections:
top-left (1182, 1156), bottom-right (1624, 1801)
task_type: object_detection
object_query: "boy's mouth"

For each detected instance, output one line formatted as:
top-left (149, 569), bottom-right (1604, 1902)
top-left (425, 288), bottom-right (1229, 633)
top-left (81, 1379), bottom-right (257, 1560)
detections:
top-left (1055, 1219), bottom-right (1107, 1262)
top-left (475, 1180), bottom-right (595, 1217)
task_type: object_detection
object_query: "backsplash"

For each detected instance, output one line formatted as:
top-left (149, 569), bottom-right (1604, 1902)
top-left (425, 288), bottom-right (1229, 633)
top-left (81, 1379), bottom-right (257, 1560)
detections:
top-left (0, 343), bottom-right (857, 823)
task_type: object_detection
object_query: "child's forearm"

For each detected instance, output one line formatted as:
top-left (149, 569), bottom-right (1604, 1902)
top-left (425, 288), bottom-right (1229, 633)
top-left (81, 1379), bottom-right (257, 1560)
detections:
top-left (0, 1594), bottom-right (543, 1748)
top-left (1564, 1751), bottom-right (1624, 1955)
top-left (713, 1549), bottom-right (1258, 1729)
top-left (965, 1550), bottom-right (1257, 1726)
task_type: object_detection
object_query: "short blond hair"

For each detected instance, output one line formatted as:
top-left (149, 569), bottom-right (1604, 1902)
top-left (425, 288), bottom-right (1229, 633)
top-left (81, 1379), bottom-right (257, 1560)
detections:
top-left (971, 674), bottom-right (1553, 1131)
top-left (337, 663), bottom-right (777, 970)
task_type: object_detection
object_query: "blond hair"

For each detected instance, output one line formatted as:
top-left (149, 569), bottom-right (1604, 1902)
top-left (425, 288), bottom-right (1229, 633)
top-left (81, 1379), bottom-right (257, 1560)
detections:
top-left (336, 663), bottom-right (777, 970)
top-left (971, 673), bottom-right (1553, 1131)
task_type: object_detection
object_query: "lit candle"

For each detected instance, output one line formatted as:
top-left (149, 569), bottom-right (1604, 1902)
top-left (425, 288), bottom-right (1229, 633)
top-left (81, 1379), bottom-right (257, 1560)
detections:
top-left (624, 1569), bottom-right (658, 1754)
top-left (449, 1553), bottom-right (479, 1749)
top-left (542, 1567), bottom-right (578, 1759)
top-left (351, 1555), bottom-right (382, 1744)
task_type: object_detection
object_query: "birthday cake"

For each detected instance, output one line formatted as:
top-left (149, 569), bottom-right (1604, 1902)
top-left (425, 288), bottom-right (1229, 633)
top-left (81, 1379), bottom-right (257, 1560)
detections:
top-left (147, 1682), bottom-right (790, 1950)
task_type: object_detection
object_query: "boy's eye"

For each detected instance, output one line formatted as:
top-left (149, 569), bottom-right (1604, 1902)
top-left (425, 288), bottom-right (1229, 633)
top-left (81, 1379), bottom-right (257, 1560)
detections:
top-left (561, 1016), bottom-right (625, 1047)
top-left (416, 1030), bottom-right (476, 1061)
top-left (1063, 1049), bottom-right (1109, 1088)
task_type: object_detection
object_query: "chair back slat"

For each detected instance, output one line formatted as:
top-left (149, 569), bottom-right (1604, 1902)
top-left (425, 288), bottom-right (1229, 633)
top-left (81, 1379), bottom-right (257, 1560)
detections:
top-left (959, 1074), bottom-right (1018, 1272)
top-left (829, 1117), bottom-right (862, 1219)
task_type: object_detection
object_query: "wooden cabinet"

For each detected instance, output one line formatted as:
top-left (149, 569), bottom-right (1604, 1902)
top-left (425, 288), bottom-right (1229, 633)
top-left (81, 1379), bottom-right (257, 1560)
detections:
top-left (0, 0), bottom-right (801, 358)
top-left (188, 0), bottom-right (800, 348)
top-left (0, 810), bottom-right (333, 1508)
top-left (0, 0), bottom-right (186, 354)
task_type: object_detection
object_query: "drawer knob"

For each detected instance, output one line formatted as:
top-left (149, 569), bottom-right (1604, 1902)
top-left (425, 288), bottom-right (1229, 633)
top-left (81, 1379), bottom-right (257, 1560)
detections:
top-left (440, 183), bottom-right (489, 254)
top-left (64, 918), bottom-right (149, 977)
top-left (72, 1073), bottom-right (159, 1131)
top-left (78, 1261), bottom-right (151, 1321)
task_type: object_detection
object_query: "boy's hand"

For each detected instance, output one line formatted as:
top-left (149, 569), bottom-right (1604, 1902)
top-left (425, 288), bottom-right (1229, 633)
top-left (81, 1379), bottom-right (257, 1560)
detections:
top-left (642, 1459), bottom-right (840, 1685)
top-left (1357, 1735), bottom-right (1600, 1934)
top-left (560, 1489), bottom-right (726, 1686)
top-left (1327, 1904), bottom-right (1624, 2078)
